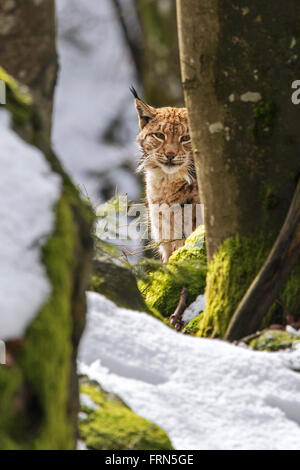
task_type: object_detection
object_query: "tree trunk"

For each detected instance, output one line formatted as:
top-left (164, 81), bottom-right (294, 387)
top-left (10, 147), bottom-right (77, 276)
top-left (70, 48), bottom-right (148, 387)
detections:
top-left (135, 0), bottom-right (183, 106)
top-left (0, 0), bottom-right (57, 136)
top-left (177, 0), bottom-right (300, 337)
top-left (0, 2), bottom-right (93, 448)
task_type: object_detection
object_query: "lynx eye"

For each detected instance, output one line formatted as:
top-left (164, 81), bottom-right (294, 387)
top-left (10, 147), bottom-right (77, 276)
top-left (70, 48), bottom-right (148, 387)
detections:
top-left (153, 132), bottom-right (165, 140)
top-left (181, 135), bottom-right (191, 143)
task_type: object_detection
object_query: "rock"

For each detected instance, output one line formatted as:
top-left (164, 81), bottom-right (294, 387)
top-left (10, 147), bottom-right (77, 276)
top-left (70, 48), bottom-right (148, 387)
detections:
top-left (91, 260), bottom-right (149, 313)
top-left (248, 329), bottom-right (300, 352)
top-left (90, 260), bottom-right (165, 323)
top-left (138, 226), bottom-right (207, 319)
top-left (78, 378), bottom-right (173, 450)
top-left (0, 68), bottom-right (94, 449)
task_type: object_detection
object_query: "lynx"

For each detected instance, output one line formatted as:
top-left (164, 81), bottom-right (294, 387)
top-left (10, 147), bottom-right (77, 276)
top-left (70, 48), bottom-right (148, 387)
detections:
top-left (131, 87), bottom-right (200, 262)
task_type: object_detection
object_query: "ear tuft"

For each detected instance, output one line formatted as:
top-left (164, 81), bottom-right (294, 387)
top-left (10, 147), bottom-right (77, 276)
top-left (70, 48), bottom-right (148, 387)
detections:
top-left (129, 85), bottom-right (140, 100)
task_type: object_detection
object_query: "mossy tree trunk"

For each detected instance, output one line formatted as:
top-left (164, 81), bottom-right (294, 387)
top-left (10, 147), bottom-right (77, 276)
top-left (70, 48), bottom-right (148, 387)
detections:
top-left (176, 0), bottom-right (300, 337)
top-left (135, 0), bottom-right (183, 106)
top-left (0, 0), bottom-right (94, 447)
top-left (0, 69), bottom-right (94, 450)
top-left (0, 0), bottom-right (57, 136)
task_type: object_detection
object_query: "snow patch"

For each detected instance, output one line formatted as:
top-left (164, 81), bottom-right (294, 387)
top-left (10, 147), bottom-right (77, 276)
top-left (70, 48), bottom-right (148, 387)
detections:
top-left (79, 292), bottom-right (300, 450)
top-left (0, 110), bottom-right (61, 340)
top-left (286, 325), bottom-right (300, 337)
top-left (53, 0), bottom-right (139, 201)
top-left (182, 294), bottom-right (205, 324)
top-left (80, 393), bottom-right (100, 411)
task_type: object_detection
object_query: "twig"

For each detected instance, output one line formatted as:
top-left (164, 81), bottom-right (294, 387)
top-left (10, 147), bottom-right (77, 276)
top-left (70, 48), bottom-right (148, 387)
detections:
top-left (169, 287), bottom-right (188, 331)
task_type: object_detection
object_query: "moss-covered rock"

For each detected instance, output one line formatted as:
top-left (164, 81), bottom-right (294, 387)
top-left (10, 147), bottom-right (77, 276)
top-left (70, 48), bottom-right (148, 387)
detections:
top-left (138, 226), bottom-right (206, 318)
top-left (78, 379), bottom-right (173, 450)
top-left (0, 69), bottom-right (94, 449)
top-left (248, 329), bottom-right (300, 352)
top-left (90, 259), bottom-right (165, 323)
top-left (91, 260), bottom-right (149, 312)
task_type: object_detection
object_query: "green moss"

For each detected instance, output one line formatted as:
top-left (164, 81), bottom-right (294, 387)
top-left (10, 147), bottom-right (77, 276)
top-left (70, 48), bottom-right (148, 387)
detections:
top-left (279, 261), bottom-right (300, 321)
top-left (78, 381), bottom-right (173, 450)
top-left (260, 182), bottom-right (279, 209)
top-left (0, 366), bottom-right (22, 448)
top-left (249, 330), bottom-right (300, 352)
top-left (249, 99), bottom-right (277, 139)
top-left (196, 234), bottom-right (273, 338)
top-left (253, 100), bottom-right (276, 127)
top-left (0, 196), bottom-right (77, 449)
top-left (182, 312), bottom-right (204, 336)
top-left (138, 226), bottom-right (206, 318)
top-left (0, 66), bottom-right (33, 125)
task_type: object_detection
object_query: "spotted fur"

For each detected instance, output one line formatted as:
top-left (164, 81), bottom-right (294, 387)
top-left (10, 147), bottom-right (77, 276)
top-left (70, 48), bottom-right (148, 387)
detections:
top-left (132, 91), bottom-right (200, 262)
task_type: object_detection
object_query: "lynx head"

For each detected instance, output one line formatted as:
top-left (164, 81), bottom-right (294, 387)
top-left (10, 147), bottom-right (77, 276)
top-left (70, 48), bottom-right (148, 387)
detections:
top-left (131, 87), bottom-right (195, 182)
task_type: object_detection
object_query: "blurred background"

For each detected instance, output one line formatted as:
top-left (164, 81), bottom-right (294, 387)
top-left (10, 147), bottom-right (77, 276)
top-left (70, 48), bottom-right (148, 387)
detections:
top-left (53, 0), bottom-right (183, 205)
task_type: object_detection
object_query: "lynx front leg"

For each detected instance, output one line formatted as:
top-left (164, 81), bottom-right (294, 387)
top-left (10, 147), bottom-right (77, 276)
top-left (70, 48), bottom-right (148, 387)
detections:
top-left (159, 241), bottom-right (173, 263)
top-left (159, 238), bottom-right (186, 262)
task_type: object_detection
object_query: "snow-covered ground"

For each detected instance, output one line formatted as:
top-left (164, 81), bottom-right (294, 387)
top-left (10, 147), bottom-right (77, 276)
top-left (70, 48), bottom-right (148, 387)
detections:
top-left (0, 110), bottom-right (61, 340)
top-left (79, 292), bottom-right (300, 450)
top-left (53, 0), bottom-right (140, 203)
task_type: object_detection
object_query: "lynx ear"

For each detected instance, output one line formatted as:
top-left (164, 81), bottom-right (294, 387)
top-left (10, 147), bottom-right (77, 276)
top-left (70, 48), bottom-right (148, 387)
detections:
top-left (135, 100), bottom-right (156, 129)
top-left (130, 87), bottom-right (156, 129)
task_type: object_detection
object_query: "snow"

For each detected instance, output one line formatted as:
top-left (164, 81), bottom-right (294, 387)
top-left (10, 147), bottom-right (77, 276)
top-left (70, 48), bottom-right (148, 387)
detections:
top-left (286, 325), bottom-right (300, 337)
top-left (79, 291), bottom-right (300, 450)
top-left (0, 110), bottom-right (61, 340)
top-left (182, 294), bottom-right (206, 324)
top-left (77, 440), bottom-right (88, 450)
top-left (80, 393), bottom-right (99, 411)
top-left (53, 0), bottom-right (140, 202)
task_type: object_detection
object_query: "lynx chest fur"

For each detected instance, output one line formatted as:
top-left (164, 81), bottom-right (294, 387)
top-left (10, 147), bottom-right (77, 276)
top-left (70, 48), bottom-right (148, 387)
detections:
top-left (131, 88), bottom-right (200, 262)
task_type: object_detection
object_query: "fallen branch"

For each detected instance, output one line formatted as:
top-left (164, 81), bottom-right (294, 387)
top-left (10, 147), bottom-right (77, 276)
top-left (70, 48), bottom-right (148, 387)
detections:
top-left (225, 178), bottom-right (300, 342)
top-left (169, 287), bottom-right (188, 331)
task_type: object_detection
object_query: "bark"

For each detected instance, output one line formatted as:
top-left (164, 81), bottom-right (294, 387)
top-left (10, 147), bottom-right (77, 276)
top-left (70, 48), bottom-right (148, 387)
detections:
top-left (177, 0), bottom-right (300, 337)
top-left (135, 0), bottom-right (183, 106)
top-left (0, 0), bottom-right (57, 136)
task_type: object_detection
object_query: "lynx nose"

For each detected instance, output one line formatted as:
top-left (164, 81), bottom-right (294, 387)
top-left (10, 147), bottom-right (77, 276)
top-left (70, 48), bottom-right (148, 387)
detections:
top-left (165, 152), bottom-right (176, 161)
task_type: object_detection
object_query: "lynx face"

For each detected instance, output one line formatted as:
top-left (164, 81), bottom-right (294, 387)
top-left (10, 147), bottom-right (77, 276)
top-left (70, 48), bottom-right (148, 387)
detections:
top-left (134, 97), bottom-right (194, 182)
